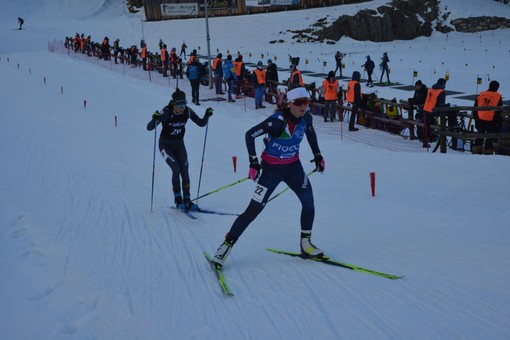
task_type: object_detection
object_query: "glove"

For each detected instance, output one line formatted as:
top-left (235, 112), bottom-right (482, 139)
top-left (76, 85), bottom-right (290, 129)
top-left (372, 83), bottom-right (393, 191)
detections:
top-left (310, 153), bottom-right (325, 173)
top-left (248, 156), bottom-right (261, 181)
top-left (152, 110), bottom-right (160, 120)
top-left (205, 107), bottom-right (214, 117)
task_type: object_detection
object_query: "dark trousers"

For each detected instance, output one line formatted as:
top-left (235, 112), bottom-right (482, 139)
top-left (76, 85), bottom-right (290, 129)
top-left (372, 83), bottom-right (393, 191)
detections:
top-left (159, 139), bottom-right (190, 194)
top-left (228, 161), bottom-right (315, 241)
top-left (215, 76), bottom-right (223, 94)
top-left (475, 120), bottom-right (498, 149)
top-left (190, 79), bottom-right (200, 103)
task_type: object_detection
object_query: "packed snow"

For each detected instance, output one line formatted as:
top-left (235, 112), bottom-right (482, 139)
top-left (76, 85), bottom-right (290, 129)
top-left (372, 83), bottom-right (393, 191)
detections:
top-left (1, 0), bottom-right (509, 339)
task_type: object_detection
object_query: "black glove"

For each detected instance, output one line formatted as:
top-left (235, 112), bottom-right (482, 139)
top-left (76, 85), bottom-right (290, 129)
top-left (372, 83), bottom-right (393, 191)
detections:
top-left (205, 107), bottom-right (214, 117)
top-left (310, 153), bottom-right (325, 173)
top-left (248, 156), bottom-right (261, 181)
top-left (152, 110), bottom-right (160, 120)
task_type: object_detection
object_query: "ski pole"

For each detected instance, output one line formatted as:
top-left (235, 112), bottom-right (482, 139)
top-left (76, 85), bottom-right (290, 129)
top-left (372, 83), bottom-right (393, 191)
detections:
top-left (267, 169), bottom-right (317, 203)
top-left (192, 177), bottom-right (249, 202)
top-left (150, 123), bottom-right (158, 212)
top-left (195, 121), bottom-right (209, 204)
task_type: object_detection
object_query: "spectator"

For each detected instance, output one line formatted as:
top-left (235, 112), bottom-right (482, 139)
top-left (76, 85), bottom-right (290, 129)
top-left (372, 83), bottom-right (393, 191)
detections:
top-left (409, 80), bottom-right (428, 107)
top-left (186, 54), bottom-right (205, 105)
top-left (141, 40), bottom-right (147, 70)
top-left (113, 39), bottom-right (120, 64)
top-left (233, 54), bottom-right (248, 99)
top-left (212, 53), bottom-right (224, 95)
top-left (223, 54), bottom-right (237, 102)
top-left (266, 59), bottom-right (279, 104)
top-left (346, 71), bottom-right (363, 131)
top-left (362, 55), bottom-right (375, 87)
top-left (161, 44), bottom-right (169, 77)
top-left (252, 61), bottom-right (267, 109)
top-left (322, 71), bottom-right (340, 122)
top-left (379, 52), bottom-right (390, 83)
top-left (473, 80), bottom-right (503, 154)
top-left (288, 56), bottom-right (303, 90)
top-left (101, 37), bottom-right (110, 61)
top-left (422, 78), bottom-right (447, 147)
top-left (170, 47), bottom-right (178, 78)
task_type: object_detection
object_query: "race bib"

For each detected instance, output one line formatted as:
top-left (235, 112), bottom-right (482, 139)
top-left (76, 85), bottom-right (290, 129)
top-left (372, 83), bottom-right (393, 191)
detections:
top-left (252, 184), bottom-right (267, 203)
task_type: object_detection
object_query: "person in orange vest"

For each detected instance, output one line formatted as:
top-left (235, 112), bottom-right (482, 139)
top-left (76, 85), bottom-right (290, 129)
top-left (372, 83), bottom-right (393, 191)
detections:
top-left (473, 80), bottom-right (503, 154)
top-left (252, 61), bottom-right (267, 109)
top-left (212, 53), bottom-right (224, 95)
top-left (233, 55), bottom-right (247, 98)
top-left (141, 40), bottom-right (147, 70)
top-left (422, 78), bottom-right (446, 147)
top-left (170, 47), bottom-right (178, 78)
top-left (322, 71), bottom-right (340, 122)
top-left (289, 67), bottom-right (304, 90)
top-left (346, 71), bottom-right (363, 131)
top-left (161, 44), bottom-right (169, 77)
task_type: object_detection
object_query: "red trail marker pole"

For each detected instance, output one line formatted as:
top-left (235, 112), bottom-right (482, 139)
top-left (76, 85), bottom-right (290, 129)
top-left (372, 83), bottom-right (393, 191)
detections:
top-left (370, 172), bottom-right (376, 197)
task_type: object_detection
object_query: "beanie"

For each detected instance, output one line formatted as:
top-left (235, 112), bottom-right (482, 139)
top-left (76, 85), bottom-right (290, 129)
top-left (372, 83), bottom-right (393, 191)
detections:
top-left (437, 78), bottom-right (446, 86)
top-left (352, 71), bottom-right (361, 81)
top-left (328, 71), bottom-right (335, 78)
top-left (172, 89), bottom-right (186, 104)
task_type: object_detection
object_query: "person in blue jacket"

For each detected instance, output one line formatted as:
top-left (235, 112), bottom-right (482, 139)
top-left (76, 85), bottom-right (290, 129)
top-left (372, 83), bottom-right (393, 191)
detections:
top-left (211, 87), bottom-right (326, 269)
top-left (147, 89), bottom-right (213, 211)
top-left (222, 54), bottom-right (238, 102)
top-left (186, 55), bottom-right (204, 105)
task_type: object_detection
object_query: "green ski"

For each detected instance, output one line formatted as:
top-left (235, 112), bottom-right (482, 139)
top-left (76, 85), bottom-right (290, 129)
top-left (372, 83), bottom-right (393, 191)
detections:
top-left (204, 252), bottom-right (234, 296)
top-left (266, 248), bottom-right (403, 280)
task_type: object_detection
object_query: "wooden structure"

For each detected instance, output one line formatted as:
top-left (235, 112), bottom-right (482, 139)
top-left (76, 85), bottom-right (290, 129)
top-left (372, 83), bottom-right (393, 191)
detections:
top-left (144, 0), bottom-right (364, 21)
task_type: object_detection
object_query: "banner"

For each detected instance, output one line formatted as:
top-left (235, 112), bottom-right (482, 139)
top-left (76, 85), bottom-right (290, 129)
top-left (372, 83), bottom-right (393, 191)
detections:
top-left (161, 3), bottom-right (199, 16)
top-left (246, 0), bottom-right (298, 6)
top-left (205, 0), bottom-right (238, 10)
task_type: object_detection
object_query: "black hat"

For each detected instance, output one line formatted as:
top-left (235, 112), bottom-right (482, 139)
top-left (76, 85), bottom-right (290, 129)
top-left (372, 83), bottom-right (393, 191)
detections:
top-left (352, 71), bottom-right (361, 81)
top-left (437, 78), bottom-right (446, 86)
top-left (172, 88), bottom-right (186, 104)
top-left (489, 80), bottom-right (500, 91)
top-left (257, 61), bottom-right (263, 66)
top-left (415, 80), bottom-right (422, 86)
top-left (328, 71), bottom-right (335, 78)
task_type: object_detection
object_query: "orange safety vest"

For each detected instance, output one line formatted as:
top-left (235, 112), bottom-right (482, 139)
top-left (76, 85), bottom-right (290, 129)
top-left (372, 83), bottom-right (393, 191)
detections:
top-left (423, 88), bottom-right (444, 113)
top-left (291, 70), bottom-right (304, 86)
top-left (233, 61), bottom-right (243, 76)
top-left (212, 57), bottom-right (221, 71)
top-left (254, 68), bottom-right (266, 85)
top-left (161, 48), bottom-right (167, 62)
top-left (477, 90), bottom-right (502, 121)
top-left (322, 79), bottom-right (339, 101)
top-left (141, 46), bottom-right (147, 59)
top-left (170, 51), bottom-right (178, 63)
top-left (346, 80), bottom-right (362, 103)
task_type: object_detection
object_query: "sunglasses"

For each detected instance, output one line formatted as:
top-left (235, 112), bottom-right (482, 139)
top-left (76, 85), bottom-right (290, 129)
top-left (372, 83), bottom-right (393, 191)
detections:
top-left (175, 101), bottom-right (187, 108)
top-left (291, 98), bottom-right (310, 107)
